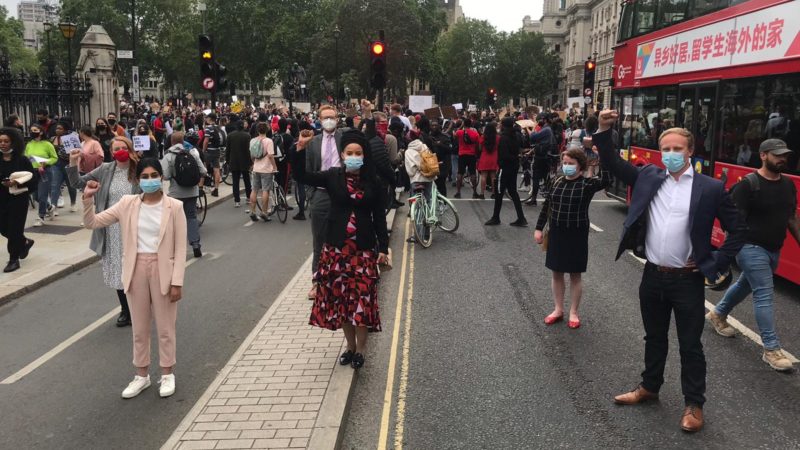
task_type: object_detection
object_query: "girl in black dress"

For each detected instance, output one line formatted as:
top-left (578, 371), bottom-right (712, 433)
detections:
top-left (534, 147), bottom-right (610, 329)
top-left (0, 128), bottom-right (37, 272)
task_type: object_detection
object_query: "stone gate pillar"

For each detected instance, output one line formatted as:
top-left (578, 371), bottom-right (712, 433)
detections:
top-left (76, 25), bottom-right (118, 121)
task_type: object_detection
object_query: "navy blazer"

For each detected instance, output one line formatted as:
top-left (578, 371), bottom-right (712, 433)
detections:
top-left (594, 129), bottom-right (745, 280)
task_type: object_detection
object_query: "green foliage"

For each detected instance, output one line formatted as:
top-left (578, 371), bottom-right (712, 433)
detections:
top-left (0, 6), bottom-right (41, 74)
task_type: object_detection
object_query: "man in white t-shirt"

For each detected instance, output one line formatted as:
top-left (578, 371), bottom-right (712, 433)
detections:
top-left (249, 122), bottom-right (278, 222)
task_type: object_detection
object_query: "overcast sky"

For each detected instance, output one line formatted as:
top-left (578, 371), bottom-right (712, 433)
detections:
top-left (2, 0), bottom-right (543, 32)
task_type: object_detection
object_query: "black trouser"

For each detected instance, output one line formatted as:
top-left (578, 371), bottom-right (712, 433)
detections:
top-left (639, 264), bottom-right (706, 406)
top-left (492, 166), bottom-right (525, 221)
top-left (531, 159), bottom-right (549, 202)
top-left (0, 196), bottom-right (29, 260)
top-left (435, 175), bottom-right (447, 197)
top-left (116, 289), bottom-right (130, 314)
top-left (231, 170), bottom-right (252, 203)
top-left (295, 181), bottom-right (306, 214)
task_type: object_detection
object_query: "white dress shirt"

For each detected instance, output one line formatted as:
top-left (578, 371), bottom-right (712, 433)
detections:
top-left (645, 167), bottom-right (694, 268)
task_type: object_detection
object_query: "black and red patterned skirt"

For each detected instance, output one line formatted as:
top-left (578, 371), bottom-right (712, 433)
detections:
top-left (310, 243), bottom-right (382, 332)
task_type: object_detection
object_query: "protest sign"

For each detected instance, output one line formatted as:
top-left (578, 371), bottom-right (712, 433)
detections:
top-left (409, 95), bottom-right (434, 113)
top-left (61, 133), bottom-right (82, 152)
top-left (133, 135), bottom-right (151, 152)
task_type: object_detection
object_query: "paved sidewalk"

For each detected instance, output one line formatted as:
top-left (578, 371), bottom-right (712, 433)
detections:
top-left (163, 208), bottom-right (399, 450)
top-left (0, 183), bottom-right (235, 305)
top-left (162, 256), bottom-right (351, 450)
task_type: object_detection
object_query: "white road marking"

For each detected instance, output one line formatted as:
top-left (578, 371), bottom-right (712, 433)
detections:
top-left (1, 253), bottom-right (203, 384)
top-left (1, 308), bottom-right (119, 384)
top-left (625, 251), bottom-right (800, 363)
top-left (589, 223), bottom-right (604, 232)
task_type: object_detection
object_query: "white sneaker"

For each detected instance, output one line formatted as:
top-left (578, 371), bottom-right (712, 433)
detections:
top-left (234, 202), bottom-right (241, 208)
top-left (159, 374), bottom-right (176, 398)
top-left (34, 218), bottom-right (43, 227)
top-left (121, 374), bottom-right (151, 399)
top-left (52, 209), bottom-right (59, 217)
top-left (70, 204), bottom-right (77, 213)
top-left (57, 197), bottom-right (65, 208)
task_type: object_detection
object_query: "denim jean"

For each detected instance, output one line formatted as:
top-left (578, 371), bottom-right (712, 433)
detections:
top-left (176, 197), bottom-right (201, 248)
top-left (715, 244), bottom-right (782, 350)
top-left (36, 167), bottom-right (52, 218)
top-left (450, 154), bottom-right (459, 181)
top-left (50, 161), bottom-right (77, 208)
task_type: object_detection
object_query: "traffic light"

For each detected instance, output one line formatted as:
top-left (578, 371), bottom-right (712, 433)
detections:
top-left (215, 63), bottom-right (228, 92)
top-left (487, 88), bottom-right (498, 106)
top-left (369, 40), bottom-right (386, 90)
top-left (199, 34), bottom-right (215, 91)
top-left (583, 59), bottom-right (596, 97)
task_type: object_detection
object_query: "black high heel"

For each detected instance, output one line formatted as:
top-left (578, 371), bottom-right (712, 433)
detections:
top-left (339, 350), bottom-right (355, 366)
top-left (351, 353), bottom-right (365, 369)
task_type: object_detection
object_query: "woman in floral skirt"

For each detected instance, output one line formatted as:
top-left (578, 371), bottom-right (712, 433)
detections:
top-left (292, 129), bottom-right (389, 369)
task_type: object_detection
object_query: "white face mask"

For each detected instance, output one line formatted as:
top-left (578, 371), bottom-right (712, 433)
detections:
top-left (321, 118), bottom-right (337, 132)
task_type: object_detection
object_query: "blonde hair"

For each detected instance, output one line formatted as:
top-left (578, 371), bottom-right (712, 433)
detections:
top-left (318, 105), bottom-right (336, 115)
top-left (658, 127), bottom-right (694, 150)
top-left (111, 136), bottom-right (140, 182)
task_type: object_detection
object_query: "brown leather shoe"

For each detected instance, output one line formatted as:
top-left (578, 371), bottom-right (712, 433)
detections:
top-left (680, 405), bottom-right (704, 432)
top-left (613, 385), bottom-right (659, 405)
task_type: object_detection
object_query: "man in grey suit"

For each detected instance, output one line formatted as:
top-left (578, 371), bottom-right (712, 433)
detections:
top-left (303, 105), bottom-right (342, 298)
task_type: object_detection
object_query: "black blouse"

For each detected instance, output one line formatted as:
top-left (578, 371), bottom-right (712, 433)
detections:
top-left (292, 150), bottom-right (389, 254)
top-left (535, 170), bottom-right (611, 230)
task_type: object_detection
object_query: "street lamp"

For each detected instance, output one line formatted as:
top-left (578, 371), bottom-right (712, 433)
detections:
top-left (43, 22), bottom-right (54, 74)
top-left (333, 25), bottom-right (340, 106)
top-left (58, 22), bottom-right (78, 120)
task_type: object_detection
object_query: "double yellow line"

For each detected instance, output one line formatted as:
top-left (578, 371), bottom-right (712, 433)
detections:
top-left (377, 218), bottom-right (416, 450)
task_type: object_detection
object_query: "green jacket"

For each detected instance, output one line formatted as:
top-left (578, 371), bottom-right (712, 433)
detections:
top-left (24, 140), bottom-right (58, 168)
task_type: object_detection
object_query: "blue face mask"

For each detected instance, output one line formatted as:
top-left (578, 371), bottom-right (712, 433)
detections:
top-left (562, 164), bottom-right (578, 177)
top-left (661, 151), bottom-right (687, 173)
top-left (139, 178), bottom-right (162, 193)
top-left (344, 156), bottom-right (364, 172)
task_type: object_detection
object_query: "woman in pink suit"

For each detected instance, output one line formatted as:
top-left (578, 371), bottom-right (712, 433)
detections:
top-left (82, 158), bottom-right (187, 399)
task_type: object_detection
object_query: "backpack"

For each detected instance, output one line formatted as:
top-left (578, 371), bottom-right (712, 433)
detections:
top-left (731, 171), bottom-right (794, 208)
top-left (418, 148), bottom-right (440, 178)
top-left (272, 133), bottom-right (286, 162)
top-left (462, 128), bottom-right (475, 145)
top-left (249, 138), bottom-right (265, 159)
top-left (173, 149), bottom-right (201, 187)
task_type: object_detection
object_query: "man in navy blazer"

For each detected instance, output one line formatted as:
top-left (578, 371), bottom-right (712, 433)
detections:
top-left (594, 110), bottom-right (745, 433)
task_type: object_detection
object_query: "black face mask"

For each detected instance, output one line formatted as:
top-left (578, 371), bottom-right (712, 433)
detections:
top-left (108, 119), bottom-right (116, 126)
top-left (138, 129), bottom-right (147, 135)
top-left (31, 131), bottom-right (41, 138)
top-left (97, 125), bottom-right (107, 131)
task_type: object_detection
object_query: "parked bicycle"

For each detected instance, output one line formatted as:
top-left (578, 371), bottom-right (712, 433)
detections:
top-left (409, 181), bottom-right (459, 248)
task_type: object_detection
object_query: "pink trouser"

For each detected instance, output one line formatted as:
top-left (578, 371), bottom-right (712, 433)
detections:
top-left (128, 253), bottom-right (177, 368)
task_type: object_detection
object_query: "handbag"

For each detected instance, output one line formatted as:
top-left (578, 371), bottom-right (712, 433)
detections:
top-left (379, 248), bottom-right (393, 272)
top-left (540, 210), bottom-right (550, 252)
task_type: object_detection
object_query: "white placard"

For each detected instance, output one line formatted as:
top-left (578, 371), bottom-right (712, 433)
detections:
top-left (293, 102), bottom-right (312, 113)
top-left (468, 104), bottom-right (477, 112)
top-left (60, 132), bottom-right (81, 151)
top-left (133, 135), bottom-right (151, 152)
top-left (452, 103), bottom-right (463, 111)
top-left (117, 50), bottom-right (133, 59)
top-left (31, 155), bottom-right (50, 163)
top-left (409, 95), bottom-right (434, 113)
top-left (636, 1), bottom-right (799, 79)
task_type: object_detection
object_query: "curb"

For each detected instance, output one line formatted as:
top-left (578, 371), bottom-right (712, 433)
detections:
top-left (308, 206), bottom-right (399, 450)
top-left (0, 191), bottom-right (234, 307)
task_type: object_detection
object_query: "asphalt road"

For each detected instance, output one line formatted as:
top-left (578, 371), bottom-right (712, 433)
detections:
top-left (342, 194), bottom-right (800, 449)
top-left (0, 200), bottom-right (313, 449)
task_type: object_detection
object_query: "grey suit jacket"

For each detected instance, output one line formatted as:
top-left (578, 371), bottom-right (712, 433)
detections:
top-left (305, 130), bottom-right (342, 201)
top-left (67, 162), bottom-right (141, 257)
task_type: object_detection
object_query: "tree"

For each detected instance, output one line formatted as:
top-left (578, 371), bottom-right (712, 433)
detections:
top-left (0, 6), bottom-right (40, 74)
top-left (430, 19), bottom-right (500, 105)
top-left (494, 31), bottom-right (560, 106)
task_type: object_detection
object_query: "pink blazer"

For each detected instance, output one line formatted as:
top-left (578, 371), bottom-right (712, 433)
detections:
top-left (83, 194), bottom-right (187, 295)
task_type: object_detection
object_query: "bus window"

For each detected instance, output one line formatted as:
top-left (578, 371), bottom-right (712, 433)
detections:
top-left (618, 2), bottom-right (634, 42)
top-left (694, 86), bottom-right (716, 170)
top-left (678, 88), bottom-right (694, 132)
top-left (659, 0), bottom-right (688, 25)
top-left (635, 0), bottom-right (657, 35)
top-left (636, 89), bottom-right (660, 149)
top-left (690, 0), bottom-right (727, 18)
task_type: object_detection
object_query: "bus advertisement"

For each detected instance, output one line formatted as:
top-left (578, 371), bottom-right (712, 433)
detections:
top-left (609, 0), bottom-right (800, 283)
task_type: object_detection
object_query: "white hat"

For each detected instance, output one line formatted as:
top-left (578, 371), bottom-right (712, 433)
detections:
top-left (9, 171), bottom-right (32, 184)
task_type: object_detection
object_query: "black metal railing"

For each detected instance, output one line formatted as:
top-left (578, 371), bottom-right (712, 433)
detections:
top-left (0, 62), bottom-right (93, 130)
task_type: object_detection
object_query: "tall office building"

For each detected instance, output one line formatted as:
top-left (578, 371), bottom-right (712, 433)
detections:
top-left (18, 0), bottom-right (58, 51)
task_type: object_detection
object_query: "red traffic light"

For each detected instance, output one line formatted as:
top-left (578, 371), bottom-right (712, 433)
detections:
top-left (489, 88), bottom-right (496, 94)
top-left (585, 61), bottom-right (596, 70)
top-left (371, 42), bottom-right (385, 56)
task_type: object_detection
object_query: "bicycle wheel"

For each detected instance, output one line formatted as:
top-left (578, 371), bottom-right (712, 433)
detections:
top-left (411, 197), bottom-right (433, 248)
top-left (275, 185), bottom-right (289, 223)
top-left (436, 195), bottom-right (459, 233)
top-left (221, 160), bottom-right (232, 185)
top-left (196, 189), bottom-right (208, 226)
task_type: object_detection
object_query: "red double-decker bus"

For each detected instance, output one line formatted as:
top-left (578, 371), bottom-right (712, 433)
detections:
top-left (608, 0), bottom-right (800, 283)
